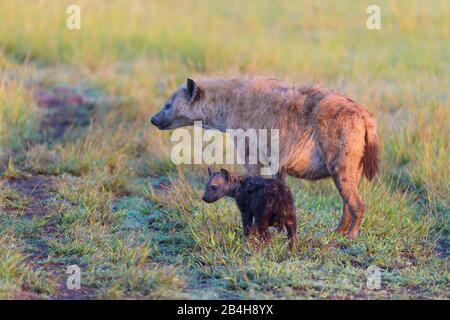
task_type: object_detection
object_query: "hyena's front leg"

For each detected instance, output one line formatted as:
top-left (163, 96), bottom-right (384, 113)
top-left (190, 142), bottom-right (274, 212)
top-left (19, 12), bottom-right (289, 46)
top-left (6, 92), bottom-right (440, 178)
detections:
top-left (243, 163), bottom-right (262, 176)
top-left (234, 140), bottom-right (262, 176)
top-left (275, 170), bottom-right (286, 182)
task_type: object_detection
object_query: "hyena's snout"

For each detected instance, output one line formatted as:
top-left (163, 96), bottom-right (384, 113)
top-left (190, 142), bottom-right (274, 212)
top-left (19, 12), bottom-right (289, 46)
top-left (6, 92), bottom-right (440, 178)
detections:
top-left (150, 114), bottom-right (159, 126)
top-left (150, 111), bottom-right (169, 130)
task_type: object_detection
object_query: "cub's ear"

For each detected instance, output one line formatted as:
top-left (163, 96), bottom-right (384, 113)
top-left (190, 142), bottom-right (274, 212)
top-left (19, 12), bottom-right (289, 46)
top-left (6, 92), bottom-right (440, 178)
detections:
top-left (220, 168), bottom-right (230, 181)
top-left (186, 78), bottom-right (201, 103)
top-left (207, 166), bottom-right (212, 177)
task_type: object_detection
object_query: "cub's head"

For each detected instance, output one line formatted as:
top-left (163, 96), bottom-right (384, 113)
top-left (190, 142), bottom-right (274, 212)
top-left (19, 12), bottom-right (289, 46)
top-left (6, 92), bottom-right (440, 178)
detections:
top-left (150, 78), bottom-right (203, 130)
top-left (202, 168), bottom-right (232, 203)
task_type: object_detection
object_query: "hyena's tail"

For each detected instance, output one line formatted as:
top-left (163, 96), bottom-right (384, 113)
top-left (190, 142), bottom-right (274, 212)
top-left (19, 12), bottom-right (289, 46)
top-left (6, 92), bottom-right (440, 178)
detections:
top-left (362, 114), bottom-right (379, 181)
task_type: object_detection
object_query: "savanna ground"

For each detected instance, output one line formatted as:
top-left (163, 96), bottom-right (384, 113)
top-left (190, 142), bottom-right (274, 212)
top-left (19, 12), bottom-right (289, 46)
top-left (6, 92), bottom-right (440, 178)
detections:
top-left (0, 0), bottom-right (448, 299)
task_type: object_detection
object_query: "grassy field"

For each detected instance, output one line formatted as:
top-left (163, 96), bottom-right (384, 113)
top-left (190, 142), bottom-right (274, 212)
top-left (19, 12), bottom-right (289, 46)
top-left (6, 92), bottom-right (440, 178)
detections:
top-left (0, 0), bottom-right (448, 299)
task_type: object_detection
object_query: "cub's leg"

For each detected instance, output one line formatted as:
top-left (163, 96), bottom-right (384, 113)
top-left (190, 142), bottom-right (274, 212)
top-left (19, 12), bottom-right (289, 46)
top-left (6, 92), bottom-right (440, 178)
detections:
top-left (285, 220), bottom-right (297, 252)
top-left (241, 210), bottom-right (254, 238)
top-left (255, 218), bottom-right (271, 243)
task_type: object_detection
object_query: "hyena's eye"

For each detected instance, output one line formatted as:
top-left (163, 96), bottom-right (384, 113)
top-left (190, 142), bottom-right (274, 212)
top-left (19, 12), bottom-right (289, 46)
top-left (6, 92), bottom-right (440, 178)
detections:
top-left (211, 185), bottom-right (218, 191)
top-left (164, 103), bottom-right (171, 110)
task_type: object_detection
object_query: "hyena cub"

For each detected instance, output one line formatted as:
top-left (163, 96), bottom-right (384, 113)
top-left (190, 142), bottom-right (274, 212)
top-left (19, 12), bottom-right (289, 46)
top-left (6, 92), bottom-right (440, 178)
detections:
top-left (202, 168), bottom-right (297, 250)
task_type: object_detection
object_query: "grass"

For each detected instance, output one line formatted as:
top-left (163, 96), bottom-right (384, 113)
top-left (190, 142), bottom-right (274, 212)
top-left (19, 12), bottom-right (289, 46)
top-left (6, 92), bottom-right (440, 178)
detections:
top-left (0, 73), bottom-right (40, 157)
top-left (0, 0), bottom-right (448, 299)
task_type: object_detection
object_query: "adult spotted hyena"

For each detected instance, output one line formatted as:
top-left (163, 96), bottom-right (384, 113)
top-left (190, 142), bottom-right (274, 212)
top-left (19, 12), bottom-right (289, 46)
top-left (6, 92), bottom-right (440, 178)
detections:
top-left (151, 76), bottom-right (379, 239)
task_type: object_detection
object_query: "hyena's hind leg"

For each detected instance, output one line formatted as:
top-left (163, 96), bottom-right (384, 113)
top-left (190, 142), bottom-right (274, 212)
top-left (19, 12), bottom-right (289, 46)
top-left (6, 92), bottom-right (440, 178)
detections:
top-left (336, 203), bottom-right (351, 235)
top-left (316, 109), bottom-right (367, 239)
top-left (335, 167), bottom-right (363, 236)
top-left (332, 164), bottom-right (365, 239)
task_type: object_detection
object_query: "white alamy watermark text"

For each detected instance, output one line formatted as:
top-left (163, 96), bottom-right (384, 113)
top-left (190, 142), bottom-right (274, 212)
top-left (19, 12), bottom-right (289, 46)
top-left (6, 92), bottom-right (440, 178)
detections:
top-left (170, 121), bottom-right (280, 176)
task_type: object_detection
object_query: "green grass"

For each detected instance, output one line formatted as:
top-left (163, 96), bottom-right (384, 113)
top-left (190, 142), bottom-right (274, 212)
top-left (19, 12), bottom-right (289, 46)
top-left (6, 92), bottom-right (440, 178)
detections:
top-left (0, 0), bottom-right (448, 299)
top-left (0, 183), bottom-right (57, 299)
top-left (0, 74), bottom-right (41, 158)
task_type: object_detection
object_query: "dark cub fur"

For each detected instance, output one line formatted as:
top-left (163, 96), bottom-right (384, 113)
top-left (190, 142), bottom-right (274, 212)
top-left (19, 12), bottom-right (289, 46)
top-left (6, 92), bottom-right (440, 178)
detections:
top-left (202, 168), bottom-right (297, 250)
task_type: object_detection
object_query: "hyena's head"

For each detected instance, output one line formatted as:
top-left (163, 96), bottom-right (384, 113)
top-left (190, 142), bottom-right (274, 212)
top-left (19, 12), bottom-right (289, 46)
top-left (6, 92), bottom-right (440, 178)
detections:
top-left (202, 168), bottom-right (232, 203)
top-left (150, 78), bottom-right (203, 130)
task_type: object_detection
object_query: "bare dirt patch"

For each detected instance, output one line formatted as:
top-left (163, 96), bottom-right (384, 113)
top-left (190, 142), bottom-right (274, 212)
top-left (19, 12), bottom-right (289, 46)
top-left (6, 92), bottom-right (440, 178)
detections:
top-left (35, 87), bottom-right (96, 140)
top-left (4, 174), bottom-right (96, 299)
top-left (5, 175), bottom-right (54, 218)
top-left (2, 85), bottom-right (101, 299)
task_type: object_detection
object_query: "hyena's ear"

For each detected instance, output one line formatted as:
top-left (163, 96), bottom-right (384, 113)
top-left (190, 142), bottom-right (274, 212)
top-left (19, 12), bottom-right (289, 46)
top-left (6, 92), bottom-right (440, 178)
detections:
top-left (186, 78), bottom-right (201, 103)
top-left (207, 166), bottom-right (212, 177)
top-left (220, 168), bottom-right (230, 181)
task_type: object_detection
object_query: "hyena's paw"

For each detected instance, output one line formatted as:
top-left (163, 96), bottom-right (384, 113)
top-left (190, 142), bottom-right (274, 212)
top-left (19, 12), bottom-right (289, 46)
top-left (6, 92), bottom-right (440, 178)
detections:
top-left (335, 226), bottom-right (347, 236)
top-left (344, 229), bottom-right (359, 240)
